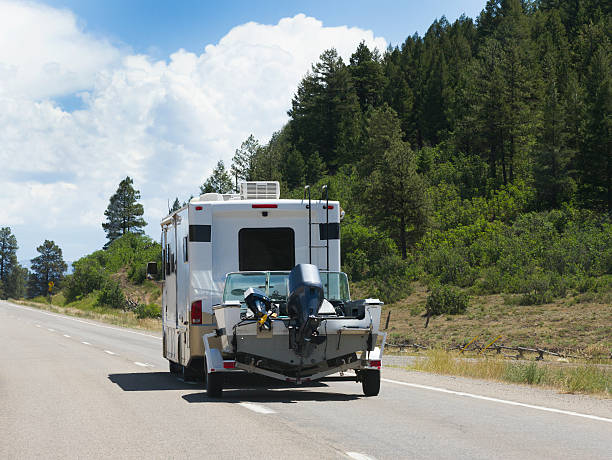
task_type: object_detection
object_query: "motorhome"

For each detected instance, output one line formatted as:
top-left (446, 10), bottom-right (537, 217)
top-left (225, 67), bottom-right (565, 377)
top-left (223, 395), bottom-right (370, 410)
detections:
top-left (155, 181), bottom-right (385, 397)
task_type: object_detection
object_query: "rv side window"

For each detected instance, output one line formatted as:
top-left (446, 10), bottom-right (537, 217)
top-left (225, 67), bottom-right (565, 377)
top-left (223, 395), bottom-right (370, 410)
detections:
top-left (183, 236), bottom-right (188, 262)
top-left (238, 228), bottom-right (295, 271)
top-left (189, 225), bottom-right (211, 242)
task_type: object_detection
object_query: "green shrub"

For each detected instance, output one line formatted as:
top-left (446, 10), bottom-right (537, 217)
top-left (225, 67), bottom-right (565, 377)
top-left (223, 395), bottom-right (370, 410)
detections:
top-left (424, 245), bottom-right (476, 287)
top-left (134, 303), bottom-right (161, 319)
top-left (64, 258), bottom-right (108, 302)
top-left (504, 363), bottom-right (546, 385)
top-left (370, 254), bottom-right (413, 303)
top-left (96, 280), bottom-right (126, 309)
top-left (426, 285), bottom-right (469, 316)
top-left (341, 217), bottom-right (397, 281)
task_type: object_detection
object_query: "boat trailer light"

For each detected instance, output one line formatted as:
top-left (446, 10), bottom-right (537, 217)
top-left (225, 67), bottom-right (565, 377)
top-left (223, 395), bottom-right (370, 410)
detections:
top-left (251, 204), bottom-right (278, 209)
top-left (223, 361), bottom-right (236, 369)
top-left (368, 360), bottom-right (381, 369)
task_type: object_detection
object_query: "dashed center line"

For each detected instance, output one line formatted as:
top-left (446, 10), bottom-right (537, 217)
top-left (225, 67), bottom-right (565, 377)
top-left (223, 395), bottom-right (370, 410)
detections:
top-left (35, 324), bottom-right (41, 328)
top-left (81, 341), bottom-right (91, 345)
top-left (47, 328), bottom-right (55, 332)
top-left (104, 350), bottom-right (117, 355)
top-left (63, 334), bottom-right (71, 338)
top-left (346, 452), bottom-right (377, 460)
top-left (238, 402), bottom-right (276, 414)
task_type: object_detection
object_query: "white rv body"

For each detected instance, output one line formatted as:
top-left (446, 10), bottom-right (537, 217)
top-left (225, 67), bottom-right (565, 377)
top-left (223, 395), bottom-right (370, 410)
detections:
top-left (160, 183), bottom-right (341, 372)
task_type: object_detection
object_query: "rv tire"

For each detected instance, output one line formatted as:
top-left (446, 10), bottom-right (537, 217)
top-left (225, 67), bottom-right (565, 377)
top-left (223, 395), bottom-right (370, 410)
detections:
top-left (169, 360), bottom-right (180, 374)
top-left (203, 358), bottom-right (223, 398)
top-left (361, 370), bottom-right (380, 397)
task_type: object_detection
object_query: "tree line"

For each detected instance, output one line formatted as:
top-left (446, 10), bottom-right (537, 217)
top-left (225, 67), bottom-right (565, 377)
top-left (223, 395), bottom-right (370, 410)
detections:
top-left (0, 176), bottom-right (147, 301)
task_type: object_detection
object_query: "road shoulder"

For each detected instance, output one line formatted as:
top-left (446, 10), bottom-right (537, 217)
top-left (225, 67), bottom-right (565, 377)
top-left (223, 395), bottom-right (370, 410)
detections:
top-left (382, 365), bottom-right (612, 420)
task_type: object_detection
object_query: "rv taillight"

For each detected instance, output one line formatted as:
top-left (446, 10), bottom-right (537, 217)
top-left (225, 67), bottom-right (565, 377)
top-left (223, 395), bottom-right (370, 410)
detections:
top-left (323, 205), bottom-right (334, 209)
top-left (252, 204), bottom-right (277, 209)
top-left (223, 361), bottom-right (236, 369)
top-left (191, 300), bottom-right (202, 324)
top-left (369, 359), bottom-right (381, 369)
top-left (195, 206), bottom-right (203, 211)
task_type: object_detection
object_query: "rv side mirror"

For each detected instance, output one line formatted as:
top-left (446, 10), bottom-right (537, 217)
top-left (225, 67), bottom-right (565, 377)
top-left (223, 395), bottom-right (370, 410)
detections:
top-left (146, 262), bottom-right (158, 277)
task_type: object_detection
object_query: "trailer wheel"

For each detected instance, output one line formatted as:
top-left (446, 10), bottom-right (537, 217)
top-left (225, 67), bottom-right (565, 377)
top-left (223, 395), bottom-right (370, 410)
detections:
top-left (361, 370), bottom-right (380, 397)
top-left (203, 358), bottom-right (223, 398)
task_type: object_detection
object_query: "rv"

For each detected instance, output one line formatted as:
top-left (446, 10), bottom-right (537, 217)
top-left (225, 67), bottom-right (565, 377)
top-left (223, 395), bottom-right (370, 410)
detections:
top-left (156, 181), bottom-right (385, 397)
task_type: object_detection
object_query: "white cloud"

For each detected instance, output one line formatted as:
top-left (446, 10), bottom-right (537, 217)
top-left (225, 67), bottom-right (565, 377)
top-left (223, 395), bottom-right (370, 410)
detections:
top-left (0, 0), bottom-right (121, 99)
top-left (0, 2), bottom-right (386, 261)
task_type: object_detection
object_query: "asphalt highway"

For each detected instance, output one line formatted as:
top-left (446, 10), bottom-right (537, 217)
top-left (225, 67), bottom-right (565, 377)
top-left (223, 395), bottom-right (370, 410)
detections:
top-left (1, 300), bottom-right (611, 459)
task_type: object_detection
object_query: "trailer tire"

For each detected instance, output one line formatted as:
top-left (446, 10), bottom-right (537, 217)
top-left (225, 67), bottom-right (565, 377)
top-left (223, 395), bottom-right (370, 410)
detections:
top-left (361, 370), bottom-right (380, 397)
top-left (203, 358), bottom-right (223, 398)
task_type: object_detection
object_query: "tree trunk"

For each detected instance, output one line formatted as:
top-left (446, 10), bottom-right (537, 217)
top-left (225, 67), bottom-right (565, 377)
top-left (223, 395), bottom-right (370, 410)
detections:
top-left (400, 215), bottom-right (407, 259)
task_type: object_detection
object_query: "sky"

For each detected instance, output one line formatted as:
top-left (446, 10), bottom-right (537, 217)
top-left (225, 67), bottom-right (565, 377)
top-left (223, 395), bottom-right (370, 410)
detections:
top-left (0, 0), bottom-right (487, 265)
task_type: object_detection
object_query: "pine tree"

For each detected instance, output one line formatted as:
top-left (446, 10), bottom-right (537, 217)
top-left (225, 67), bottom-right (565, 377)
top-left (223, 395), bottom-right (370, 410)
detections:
top-left (251, 129), bottom-right (287, 182)
top-left (284, 149), bottom-right (305, 189)
top-left (231, 134), bottom-right (260, 183)
top-left (0, 227), bottom-right (18, 287)
top-left (360, 104), bottom-right (405, 176)
top-left (170, 198), bottom-right (181, 213)
top-left (102, 177), bottom-right (147, 248)
top-left (6, 263), bottom-right (28, 299)
top-left (578, 44), bottom-right (611, 211)
top-left (288, 49), bottom-right (362, 172)
top-left (349, 41), bottom-right (386, 111)
top-left (200, 160), bottom-right (234, 194)
top-left (28, 240), bottom-right (67, 297)
top-left (364, 139), bottom-right (429, 259)
top-left (305, 151), bottom-right (327, 185)
top-left (534, 58), bottom-right (575, 208)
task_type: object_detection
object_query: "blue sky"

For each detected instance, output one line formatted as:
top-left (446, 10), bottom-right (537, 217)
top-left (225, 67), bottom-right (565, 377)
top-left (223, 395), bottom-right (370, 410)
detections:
top-left (46, 0), bottom-right (487, 58)
top-left (1, 0), bottom-right (487, 265)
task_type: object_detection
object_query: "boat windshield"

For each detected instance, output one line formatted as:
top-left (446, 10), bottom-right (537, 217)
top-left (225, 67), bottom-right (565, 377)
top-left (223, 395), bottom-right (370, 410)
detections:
top-left (222, 271), bottom-right (350, 303)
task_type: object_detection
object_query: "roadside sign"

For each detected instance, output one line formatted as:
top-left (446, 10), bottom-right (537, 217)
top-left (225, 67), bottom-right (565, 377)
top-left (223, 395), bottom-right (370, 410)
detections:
top-left (48, 281), bottom-right (54, 292)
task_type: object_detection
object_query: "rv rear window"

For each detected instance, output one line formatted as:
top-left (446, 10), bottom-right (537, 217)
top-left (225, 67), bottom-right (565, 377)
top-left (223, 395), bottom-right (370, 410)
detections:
top-left (189, 225), bottom-right (211, 242)
top-left (239, 228), bottom-right (295, 271)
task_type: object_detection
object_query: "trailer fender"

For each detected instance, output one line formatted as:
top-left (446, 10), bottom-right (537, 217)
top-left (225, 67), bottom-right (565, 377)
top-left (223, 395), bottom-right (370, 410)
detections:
top-left (367, 332), bottom-right (387, 361)
top-left (202, 332), bottom-right (224, 373)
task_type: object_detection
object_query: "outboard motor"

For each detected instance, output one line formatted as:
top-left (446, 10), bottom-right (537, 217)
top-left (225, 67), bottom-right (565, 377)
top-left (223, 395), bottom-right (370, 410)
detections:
top-left (286, 264), bottom-right (326, 357)
top-left (244, 287), bottom-right (273, 330)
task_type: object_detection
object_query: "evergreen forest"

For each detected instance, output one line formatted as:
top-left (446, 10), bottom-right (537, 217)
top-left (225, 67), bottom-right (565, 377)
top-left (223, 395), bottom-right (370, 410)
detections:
top-left (215, 0), bottom-right (611, 311)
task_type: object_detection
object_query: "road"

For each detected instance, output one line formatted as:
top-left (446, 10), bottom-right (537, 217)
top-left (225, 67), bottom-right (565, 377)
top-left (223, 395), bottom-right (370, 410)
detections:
top-left (1, 300), bottom-right (611, 459)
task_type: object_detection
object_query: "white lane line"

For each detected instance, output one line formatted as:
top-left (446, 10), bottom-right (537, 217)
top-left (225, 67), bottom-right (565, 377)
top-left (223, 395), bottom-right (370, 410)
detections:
top-left (47, 328), bottom-right (55, 332)
top-left (238, 402), bottom-right (276, 414)
top-left (35, 324), bottom-right (41, 328)
top-left (2, 302), bottom-right (160, 340)
top-left (381, 378), bottom-right (612, 424)
top-left (104, 350), bottom-right (117, 355)
top-left (81, 341), bottom-right (91, 345)
top-left (346, 453), bottom-right (377, 460)
top-left (134, 362), bottom-right (153, 367)
top-left (63, 334), bottom-right (71, 338)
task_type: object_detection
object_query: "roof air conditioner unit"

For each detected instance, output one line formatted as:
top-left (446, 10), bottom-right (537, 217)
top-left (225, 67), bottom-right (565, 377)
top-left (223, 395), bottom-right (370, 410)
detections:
top-left (240, 181), bottom-right (280, 200)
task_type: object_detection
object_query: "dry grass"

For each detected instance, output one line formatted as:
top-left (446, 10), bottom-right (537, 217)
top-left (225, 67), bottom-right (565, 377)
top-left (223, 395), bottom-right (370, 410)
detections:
top-left (382, 282), bottom-right (612, 355)
top-left (412, 349), bottom-right (612, 397)
top-left (15, 298), bottom-right (161, 332)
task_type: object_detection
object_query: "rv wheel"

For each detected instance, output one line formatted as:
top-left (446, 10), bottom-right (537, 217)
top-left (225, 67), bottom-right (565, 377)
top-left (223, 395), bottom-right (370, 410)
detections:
top-left (169, 360), bottom-right (180, 374)
top-left (203, 358), bottom-right (223, 398)
top-left (361, 370), bottom-right (380, 397)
